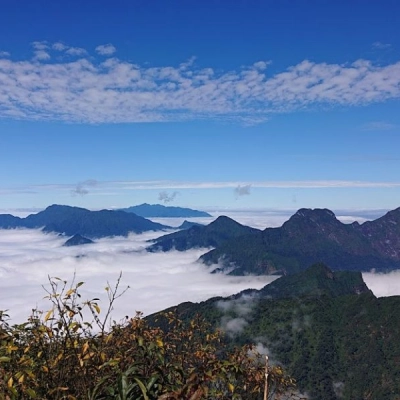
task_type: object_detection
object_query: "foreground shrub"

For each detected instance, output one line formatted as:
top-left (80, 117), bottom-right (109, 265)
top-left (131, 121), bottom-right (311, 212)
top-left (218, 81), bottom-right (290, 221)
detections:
top-left (0, 275), bottom-right (302, 399)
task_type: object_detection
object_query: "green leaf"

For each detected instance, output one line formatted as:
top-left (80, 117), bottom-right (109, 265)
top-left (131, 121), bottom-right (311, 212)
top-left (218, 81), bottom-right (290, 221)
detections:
top-left (25, 388), bottom-right (37, 398)
top-left (133, 377), bottom-right (149, 400)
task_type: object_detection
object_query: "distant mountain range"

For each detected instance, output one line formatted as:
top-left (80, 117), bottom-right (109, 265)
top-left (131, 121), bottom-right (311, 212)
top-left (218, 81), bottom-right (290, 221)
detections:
top-left (202, 207), bottom-right (400, 274)
top-left (0, 204), bottom-right (170, 238)
top-left (150, 207), bottom-right (400, 274)
top-left (119, 203), bottom-right (212, 218)
top-left (148, 263), bottom-right (400, 399)
top-left (148, 215), bottom-right (259, 252)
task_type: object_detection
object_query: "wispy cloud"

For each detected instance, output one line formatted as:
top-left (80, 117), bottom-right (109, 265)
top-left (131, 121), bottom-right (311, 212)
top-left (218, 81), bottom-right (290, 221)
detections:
top-left (0, 51), bottom-right (10, 58)
top-left (95, 44), bottom-right (116, 56)
top-left (52, 42), bottom-right (68, 51)
top-left (361, 121), bottom-right (397, 131)
top-left (52, 42), bottom-right (87, 56)
top-left (0, 42), bottom-right (399, 123)
top-left (110, 180), bottom-right (400, 190)
top-left (372, 41), bottom-right (392, 50)
top-left (31, 41), bottom-right (51, 61)
top-left (2, 179), bottom-right (400, 199)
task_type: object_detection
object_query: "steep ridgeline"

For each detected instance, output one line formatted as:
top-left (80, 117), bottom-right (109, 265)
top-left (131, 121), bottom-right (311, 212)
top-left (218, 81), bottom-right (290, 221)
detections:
top-left (119, 203), bottom-right (212, 218)
top-left (148, 264), bottom-right (400, 400)
top-left (0, 205), bottom-right (170, 238)
top-left (176, 220), bottom-right (204, 230)
top-left (200, 207), bottom-right (400, 274)
top-left (147, 215), bottom-right (260, 252)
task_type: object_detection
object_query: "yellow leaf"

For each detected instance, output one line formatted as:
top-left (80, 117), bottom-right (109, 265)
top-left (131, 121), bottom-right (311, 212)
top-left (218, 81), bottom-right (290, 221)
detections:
top-left (82, 342), bottom-right (89, 354)
top-left (7, 376), bottom-right (13, 388)
top-left (228, 383), bottom-right (235, 393)
top-left (156, 338), bottom-right (163, 348)
top-left (44, 309), bottom-right (53, 322)
top-left (93, 304), bottom-right (100, 314)
top-left (66, 289), bottom-right (75, 297)
top-left (105, 333), bottom-right (113, 343)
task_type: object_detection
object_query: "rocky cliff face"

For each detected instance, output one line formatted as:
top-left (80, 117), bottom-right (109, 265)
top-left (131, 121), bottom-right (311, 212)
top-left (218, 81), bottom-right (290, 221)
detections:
top-left (357, 207), bottom-right (400, 260)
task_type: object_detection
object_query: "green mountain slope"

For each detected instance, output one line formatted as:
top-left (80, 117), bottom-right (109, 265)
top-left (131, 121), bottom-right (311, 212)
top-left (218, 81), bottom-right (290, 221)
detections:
top-left (148, 264), bottom-right (400, 400)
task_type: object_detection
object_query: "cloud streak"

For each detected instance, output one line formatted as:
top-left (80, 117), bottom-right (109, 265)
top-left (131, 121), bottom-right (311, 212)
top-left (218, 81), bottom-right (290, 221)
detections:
top-left (0, 42), bottom-right (400, 123)
top-left (2, 179), bottom-right (400, 199)
top-left (361, 121), bottom-right (397, 131)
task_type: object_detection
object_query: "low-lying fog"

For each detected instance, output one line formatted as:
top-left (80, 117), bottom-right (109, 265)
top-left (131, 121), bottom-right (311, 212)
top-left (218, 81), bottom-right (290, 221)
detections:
top-left (0, 228), bottom-right (276, 324)
top-left (1, 212), bottom-right (399, 325)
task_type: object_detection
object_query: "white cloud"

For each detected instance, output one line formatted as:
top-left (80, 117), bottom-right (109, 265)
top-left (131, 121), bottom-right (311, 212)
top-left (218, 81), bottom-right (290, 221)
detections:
top-left (0, 43), bottom-right (399, 123)
top-left (31, 41), bottom-right (51, 61)
top-left (221, 317), bottom-right (248, 336)
top-left (253, 61), bottom-right (270, 70)
top-left (372, 41), bottom-right (392, 50)
top-left (95, 44), bottom-right (117, 56)
top-left (362, 271), bottom-right (400, 297)
top-left (52, 42), bottom-right (87, 56)
top-left (0, 51), bottom-right (10, 58)
top-left (33, 50), bottom-right (51, 61)
top-left (53, 42), bottom-right (67, 51)
top-left (32, 41), bottom-right (48, 51)
top-left (65, 47), bottom-right (87, 56)
top-left (0, 228), bottom-right (275, 324)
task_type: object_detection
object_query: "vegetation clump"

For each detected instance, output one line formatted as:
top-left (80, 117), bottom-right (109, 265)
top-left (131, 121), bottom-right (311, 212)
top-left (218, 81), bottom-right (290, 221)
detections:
top-left (0, 275), bottom-right (301, 399)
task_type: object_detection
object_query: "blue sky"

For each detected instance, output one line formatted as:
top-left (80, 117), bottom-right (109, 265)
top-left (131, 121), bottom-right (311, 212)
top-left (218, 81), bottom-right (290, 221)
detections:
top-left (1, 0), bottom-right (400, 214)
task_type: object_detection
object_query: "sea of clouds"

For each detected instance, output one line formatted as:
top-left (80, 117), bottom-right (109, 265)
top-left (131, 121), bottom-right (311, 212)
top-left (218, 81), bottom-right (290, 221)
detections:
top-left (1, 211), bottom-right (399, 326)
top-left (0, 227), bottom-right (276, 325)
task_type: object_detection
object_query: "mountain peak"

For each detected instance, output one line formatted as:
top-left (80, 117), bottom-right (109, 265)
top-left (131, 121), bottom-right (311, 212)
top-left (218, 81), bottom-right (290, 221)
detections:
top-left (282, 208), bottom-right (341, 232)
top-left (148, 215), bottom-right (259, 252)
top-left (209, 215), bottom-right (239, 226)
top-left (293, 208), bottom-right (337, 220)
top-left (259, 263), bottom-right (372, 299)
top-left (63, 234), bottom-right (94, 247)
